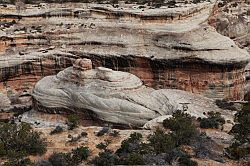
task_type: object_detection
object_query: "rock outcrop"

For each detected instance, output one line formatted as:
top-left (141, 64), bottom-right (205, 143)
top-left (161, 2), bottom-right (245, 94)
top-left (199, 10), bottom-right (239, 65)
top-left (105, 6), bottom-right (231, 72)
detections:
top-left (209, 0), bottom-right (250, 51)
top-left (33, 59), bottom-right (177, 126)
top-left (1, 1), bottom-right (249, 100)
top-left (33, 59), bottom-right (234, 127)
top-left (209, 0), bottom-right (250, 100)
top-left (0, 92), bottom-right (11, 109)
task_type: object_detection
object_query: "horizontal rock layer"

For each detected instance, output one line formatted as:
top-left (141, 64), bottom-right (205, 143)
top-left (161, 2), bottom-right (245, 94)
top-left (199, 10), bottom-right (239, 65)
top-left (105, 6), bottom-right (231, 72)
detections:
top-left (0, 1), bottom-right (249, 100)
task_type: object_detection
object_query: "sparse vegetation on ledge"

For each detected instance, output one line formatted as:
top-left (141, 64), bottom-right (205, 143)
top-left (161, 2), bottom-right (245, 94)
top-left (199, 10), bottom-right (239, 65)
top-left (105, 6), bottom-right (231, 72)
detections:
top-left (199, 111), bottom-right (225, 129)
top-left (47, 146), bottom-right (90, 166)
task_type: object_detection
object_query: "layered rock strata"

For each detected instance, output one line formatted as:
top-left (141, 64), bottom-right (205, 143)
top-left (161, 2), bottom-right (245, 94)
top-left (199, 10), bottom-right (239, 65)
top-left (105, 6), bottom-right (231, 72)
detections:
top-left (33, 59), bottom-right (177, 127)
top-left (33, 59), bottom-right (234, 127)
top-left (209, 0), bottom-right (250, 100)
top-left (1, 1), bottom-right (249, 100)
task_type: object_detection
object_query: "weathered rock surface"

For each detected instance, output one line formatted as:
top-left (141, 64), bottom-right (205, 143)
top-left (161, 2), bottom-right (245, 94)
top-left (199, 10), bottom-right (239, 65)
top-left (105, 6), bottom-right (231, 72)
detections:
top-left (209, 0), bottom-right (250, 51)
top-left (143, 88), bottom-right (236, 129)
top-left (209, 0), bottom-right (250, 101)
top-left (0, 1), bottom-right (249, 100)
top-left (33, 59), bottom-right (234, 127)
top-left (33, 59), bottom-right (177, 127)
top-left (0, 92), bottom-right (11, 109)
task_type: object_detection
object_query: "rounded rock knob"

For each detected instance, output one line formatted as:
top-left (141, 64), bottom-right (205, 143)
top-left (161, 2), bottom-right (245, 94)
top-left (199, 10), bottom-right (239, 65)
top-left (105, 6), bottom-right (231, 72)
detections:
top-left (73, 58), bottom-right (92, 71)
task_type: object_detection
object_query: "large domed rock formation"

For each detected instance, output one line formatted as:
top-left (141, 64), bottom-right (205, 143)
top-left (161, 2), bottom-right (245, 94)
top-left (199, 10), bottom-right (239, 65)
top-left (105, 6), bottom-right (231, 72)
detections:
top-left (33, 59), bottom-right (177, 126)
top-left (33, 59), bottom-right (234, 127)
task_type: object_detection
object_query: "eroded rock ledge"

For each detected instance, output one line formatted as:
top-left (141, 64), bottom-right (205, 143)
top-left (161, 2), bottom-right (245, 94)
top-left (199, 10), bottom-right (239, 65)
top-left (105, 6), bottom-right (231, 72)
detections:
top-left (33, 59), bottom-right (234, 127)
top-left (0, 1), bottom-right (249, 100)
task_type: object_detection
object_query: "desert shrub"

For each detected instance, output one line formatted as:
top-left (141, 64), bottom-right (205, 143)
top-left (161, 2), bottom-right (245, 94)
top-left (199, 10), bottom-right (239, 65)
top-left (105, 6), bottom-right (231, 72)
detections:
top-left (0, 122), bottom-right (47, 159)
top-left (163, 110), bottom-right (198, 145)
top-left (226, 105), bottom-right (250, 160)
top-left (48, 146), bottom-right (90, 166)
top-left (143, 153), bottom-right (169, 165)
top-left (115, 132), bottom-right (149, 164)
top-left (91, 150), bottom-right (119, 166)
top-left (0, 142), bottom-right (7, 157)
top-left (92, 139), bottom-right (119, 166)
top-left (48, 153), bottom-right (69, 166)
top-left (116, 132), bottom-right (143, 154)
top-left (166, 149), bottom-right (198, 166)
top-left (34, 160), bottom-right (53, 166)
top-left (96, 140), bottom-right (111, 151)
top-left (115, 128), bottom-right (199, 165)
top-left (50, 126), bottom-right (63, 135)
top-left (67, 114), bottom-right (80, 130)
top-left (71, 146), bottom-right (90, 163)
top-left (215, 99), bottom-right (240, 111)
top-left (126, 152), bottom-right (145, 165)
top-left (148, 128), bottom-right (175, 154)
top-left (225, 142), bottom-right (249, 160)
top-left (4, 157), bottom-right (33, 166)
top-left (199, 111), bottom-right (225, 129)
top-left (230, 106), bottom-right (250, 143)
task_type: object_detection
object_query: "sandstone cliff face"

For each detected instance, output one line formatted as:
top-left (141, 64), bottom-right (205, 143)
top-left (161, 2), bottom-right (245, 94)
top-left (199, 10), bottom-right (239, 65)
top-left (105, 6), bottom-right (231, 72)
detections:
top-left (208, 0), bottom-right (250, 100)
top-left (33, 59), bottom-right (234, 127)
top-left (0, 1), bottom-right (249, 100)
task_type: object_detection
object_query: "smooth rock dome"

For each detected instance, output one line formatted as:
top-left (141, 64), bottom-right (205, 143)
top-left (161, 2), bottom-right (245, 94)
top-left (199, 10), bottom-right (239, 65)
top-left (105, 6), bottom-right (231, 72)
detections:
top-left (33, 59), bottom-right (176, 127)
top-left (33, 59), bottom-right (234, 127)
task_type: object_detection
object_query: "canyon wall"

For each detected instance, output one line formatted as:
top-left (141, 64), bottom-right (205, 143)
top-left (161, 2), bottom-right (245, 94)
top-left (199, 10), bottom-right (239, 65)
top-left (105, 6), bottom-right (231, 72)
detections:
top-left (0, 1), bottom-right (249, 100)
top-left (208, 0), bottom-right (250, 100)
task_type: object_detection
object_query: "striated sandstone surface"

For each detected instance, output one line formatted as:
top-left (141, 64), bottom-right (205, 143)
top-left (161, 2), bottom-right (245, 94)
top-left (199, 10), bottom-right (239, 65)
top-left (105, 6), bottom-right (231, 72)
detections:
top-left (208, 0), bottom-right (250, 100)
top-left (33, 59), bottom-right (234, 127)
top-left (0, 1), bottom-right (249, 101)
top-left (33, 59), bottom-right (177, 127)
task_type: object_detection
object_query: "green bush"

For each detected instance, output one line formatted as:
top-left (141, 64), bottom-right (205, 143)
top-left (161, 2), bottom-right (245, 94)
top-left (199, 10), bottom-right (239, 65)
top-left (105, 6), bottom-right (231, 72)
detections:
top-left (48, 153), bottom-right (69, 166)
top-left (71, 146), bottom-right (90, 163)
top-left (96, 140), bottom-right (111, 151)
top-left (148, 128), bottom-right (175, 154)
top-left (0, 122), bottom-right (47, 159)
top-left (67, 114), bottom-right (80, 130)
top-left (167, 149), bottom-right (198, 166)
top-left (115, 129), bottom-right (198, 165)
top-left (126, 152), bottom-right (145, 165)
top-left (116, 132), bottom-right (143, 154)
top-left (225, 142), bottom-right (249, 160)
top-left (91, 150), bottom-right (119, 166)
top-left (215, 99), bottom-right (238, 111)
top-left (226, 105), bottom-right (250, 160)
top-left (230, 104), bottom-right (250, 142)
top-left (0, 142), bottom-right (7, 157)
top-left (199, 111), bottom-right (225, 129)
top-left (163, 110), bottom-right (198, 145)
top-left (4, 157), bottom-right (33, 166)
top-left (48, 146), bottom-right (90, 166)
